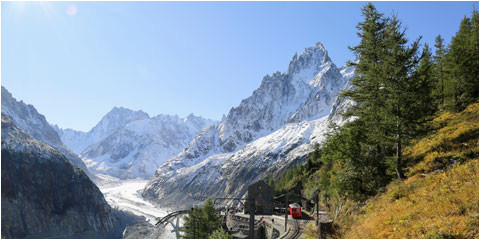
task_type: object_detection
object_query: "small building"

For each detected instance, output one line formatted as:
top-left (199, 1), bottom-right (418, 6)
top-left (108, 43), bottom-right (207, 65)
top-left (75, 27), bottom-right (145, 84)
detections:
top-left (244, 180), bottom-right (274, 215)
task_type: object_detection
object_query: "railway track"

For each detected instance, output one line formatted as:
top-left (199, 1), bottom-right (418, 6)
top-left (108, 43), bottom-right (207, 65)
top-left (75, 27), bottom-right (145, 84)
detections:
top-left (290, 219), bottom-right (301, 239)
top-left (291, 217), bottom-right (311, 239)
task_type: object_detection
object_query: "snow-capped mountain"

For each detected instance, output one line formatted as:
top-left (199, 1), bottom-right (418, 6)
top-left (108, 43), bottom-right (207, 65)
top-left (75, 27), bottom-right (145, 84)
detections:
top-left (142, 42), bottom-right (355, 206)
top-left (54, 107), bottom-right (150, 154)
top-left (54, 106), bottom-right (214, 179)
top-left (56, 107), bottom-right (215, 179)
top-left (1, 87), bottom-right (90, 175)
top-left (1, 113), bottom-right (116, 238)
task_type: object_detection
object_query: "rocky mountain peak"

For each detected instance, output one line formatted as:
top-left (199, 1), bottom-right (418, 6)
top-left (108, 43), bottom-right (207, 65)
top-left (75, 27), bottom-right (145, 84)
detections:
top-left (94, 107), bottom-right (149, 132)
top-left (142, 42), bottom-right (355, 206)
top-left (167, 42), bottom-right (345, 158)
top-left (76, 110), bottom-right (214, 179)
top-left (287, 42), bottom-right (331, 76)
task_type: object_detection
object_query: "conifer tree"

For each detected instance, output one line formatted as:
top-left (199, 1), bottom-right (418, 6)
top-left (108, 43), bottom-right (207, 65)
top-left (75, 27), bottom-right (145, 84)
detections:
top-left (434, 35), bottom-right (446, 107)
top-left (445, 10), bottom-right (479, 111)
top-left (338, 3), bottom-right (392, 192)
top-left (267, 175), bottom-right (275, 188)
top-left (208, 228), bottom-right (233, 239)
top-left (343, 3), bottom-right (389, 157)
top-left (382, 14), bottom-right (427, 179)
top-left (181, 198), bottom-right (221, 239)
top-left (202, 198), bottom-right (221, 235)
top-left (345, 5), bottom-right (436, 179)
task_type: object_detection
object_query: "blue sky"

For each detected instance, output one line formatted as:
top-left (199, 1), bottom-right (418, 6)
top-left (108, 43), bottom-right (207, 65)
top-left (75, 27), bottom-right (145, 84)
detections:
top-left (2, 1), bottom-right (478, 131)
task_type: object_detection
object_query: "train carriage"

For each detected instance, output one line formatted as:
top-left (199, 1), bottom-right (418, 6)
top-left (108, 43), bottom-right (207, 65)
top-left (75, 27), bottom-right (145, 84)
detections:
top-left (289, 203), bottom-right (302, 218)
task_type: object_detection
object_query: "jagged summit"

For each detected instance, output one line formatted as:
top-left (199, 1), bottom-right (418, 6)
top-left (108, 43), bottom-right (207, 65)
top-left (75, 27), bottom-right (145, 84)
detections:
top-left (142, 42), bottom-right (355, 206)
top-left (288, 42), bottom-right (331, 75)
top-left (214, 42), bottom-right (343, 153)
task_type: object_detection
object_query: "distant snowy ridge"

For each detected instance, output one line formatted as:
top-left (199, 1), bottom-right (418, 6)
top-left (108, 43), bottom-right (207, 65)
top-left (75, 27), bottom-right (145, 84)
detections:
top-left (53, 107), bottom-right (150, 154)
top-left (143, 42), bottom-right (356, 206)
top-left (55, 107), bottom-right (215, 180)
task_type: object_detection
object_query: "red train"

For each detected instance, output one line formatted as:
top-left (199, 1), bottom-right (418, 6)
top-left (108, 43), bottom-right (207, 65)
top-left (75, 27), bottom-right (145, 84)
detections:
top-left (289, 203), bottom-right (302, 218)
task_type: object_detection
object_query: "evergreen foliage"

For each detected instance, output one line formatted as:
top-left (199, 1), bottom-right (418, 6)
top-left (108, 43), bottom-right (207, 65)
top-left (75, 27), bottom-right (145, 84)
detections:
top-left (181, 198), bottom-right (221, 239)
top-left (270, 143), bottom-right (322, 196)
top-left (208, 228), bottom-right (233, 239)
top-left (343, 4), bottom-right (436, 180)
top-left (434, 35), bottom-right (446, 107)
top-left (444, 10), bottom-right (479, 111)
top-left (317, 120), bottom-right (391, 201)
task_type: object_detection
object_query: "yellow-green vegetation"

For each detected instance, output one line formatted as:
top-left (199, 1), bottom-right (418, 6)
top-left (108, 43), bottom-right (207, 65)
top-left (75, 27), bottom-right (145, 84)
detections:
top-left (302, 221), bottom-right (319, 239)
top-left (344, 103), bottom-right (479, 239)
top-left (407, 103), bottom-right (479, 175)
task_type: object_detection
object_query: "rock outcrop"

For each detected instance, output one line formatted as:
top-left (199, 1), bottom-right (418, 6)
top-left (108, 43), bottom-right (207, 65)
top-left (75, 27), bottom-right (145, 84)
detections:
top-left (1, 114), bottom-right (115, 238)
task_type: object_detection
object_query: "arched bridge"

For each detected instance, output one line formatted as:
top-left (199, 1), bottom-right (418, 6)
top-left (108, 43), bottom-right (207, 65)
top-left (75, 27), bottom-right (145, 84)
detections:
top-left (155, 210), bottom-right (189, 227)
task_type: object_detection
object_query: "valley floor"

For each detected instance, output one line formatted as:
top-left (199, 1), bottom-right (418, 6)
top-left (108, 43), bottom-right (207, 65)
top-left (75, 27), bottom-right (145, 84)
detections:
top-left (95, 174), bottom-right (177, 239)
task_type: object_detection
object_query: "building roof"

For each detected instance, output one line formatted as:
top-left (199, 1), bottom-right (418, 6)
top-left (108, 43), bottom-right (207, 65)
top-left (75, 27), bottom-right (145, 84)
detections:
top-left (289, 203), bottom-right (301, 208)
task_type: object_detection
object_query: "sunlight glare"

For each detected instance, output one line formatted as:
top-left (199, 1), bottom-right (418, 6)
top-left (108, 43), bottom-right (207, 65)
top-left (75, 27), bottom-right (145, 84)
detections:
top-left (66, 5), bottom-right (78, 16)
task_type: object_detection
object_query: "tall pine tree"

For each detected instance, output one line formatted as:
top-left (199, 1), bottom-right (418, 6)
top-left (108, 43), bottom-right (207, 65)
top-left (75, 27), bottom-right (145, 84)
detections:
top-left (382, 15), bottom-right (435, 179)
top-left (344, 5), bottom-right (436, 179)
top-left (343, 3), bottom-right (389, 163)
top-left (434, 35), bottom-right (446, 107)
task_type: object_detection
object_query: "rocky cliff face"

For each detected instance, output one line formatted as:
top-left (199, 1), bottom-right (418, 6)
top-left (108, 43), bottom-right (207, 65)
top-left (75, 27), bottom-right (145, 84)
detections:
top-left (1, 87), bottom-right (90, 175)
top-left (1, 114), bottom-right (116, 238)
top-left (142, 42), bottom-right (355, 206)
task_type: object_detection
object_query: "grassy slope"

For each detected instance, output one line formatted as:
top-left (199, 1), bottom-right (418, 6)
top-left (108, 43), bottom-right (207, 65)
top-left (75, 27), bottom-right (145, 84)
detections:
top-left (344, 103), bottom-right (479, 238)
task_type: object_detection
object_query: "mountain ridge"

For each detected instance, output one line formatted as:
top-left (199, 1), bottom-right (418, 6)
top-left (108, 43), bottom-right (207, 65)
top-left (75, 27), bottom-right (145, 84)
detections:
top-left (142, 42), bottom-right (355, 206)
top-left (1, 86), bottom-right (90, 175)
top-left (53, 106), bottom-right (150, 154)
top-left (58, 107), bottom-right (216, 179)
